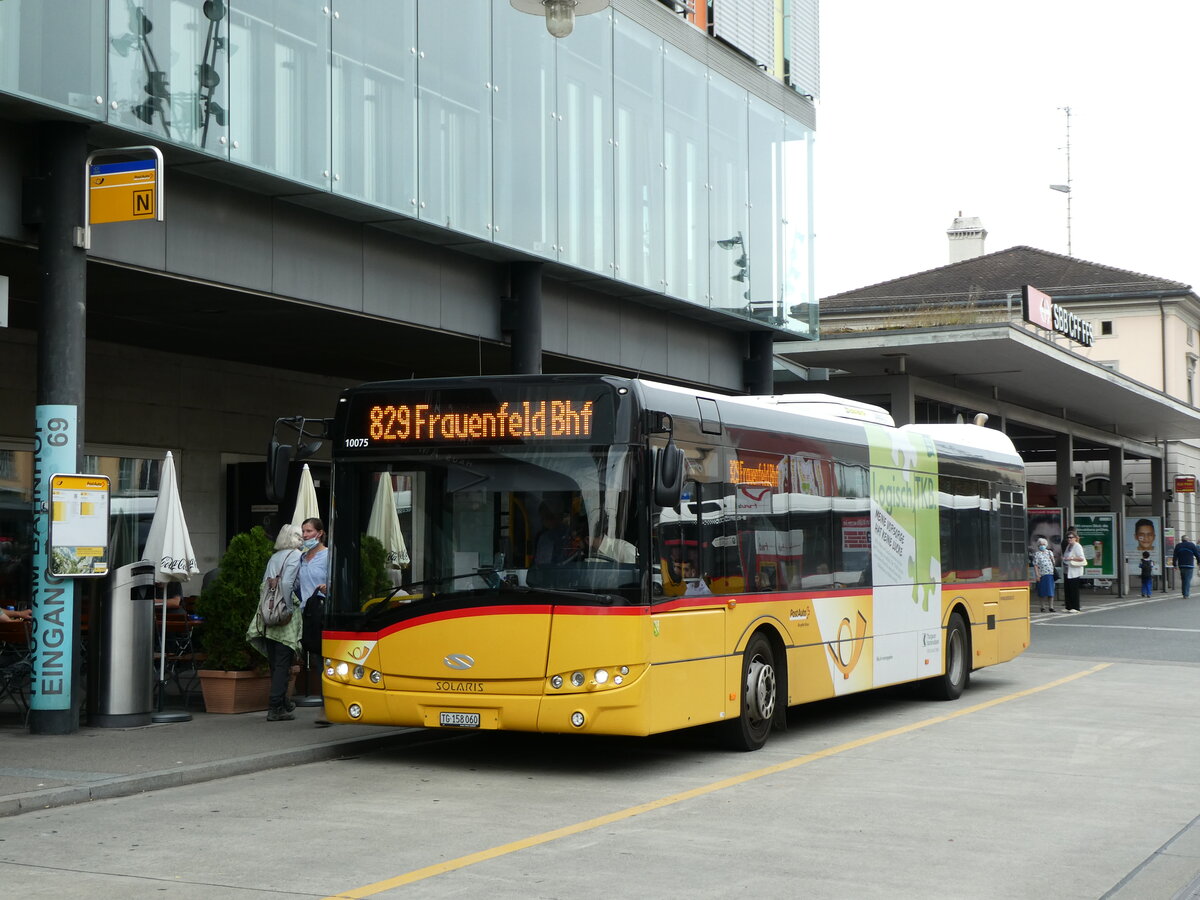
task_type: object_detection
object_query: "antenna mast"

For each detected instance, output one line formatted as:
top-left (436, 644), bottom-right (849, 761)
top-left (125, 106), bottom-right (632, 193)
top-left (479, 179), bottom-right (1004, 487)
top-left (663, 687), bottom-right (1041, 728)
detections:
top-left (1059, 105), bottom-right (1072, 256)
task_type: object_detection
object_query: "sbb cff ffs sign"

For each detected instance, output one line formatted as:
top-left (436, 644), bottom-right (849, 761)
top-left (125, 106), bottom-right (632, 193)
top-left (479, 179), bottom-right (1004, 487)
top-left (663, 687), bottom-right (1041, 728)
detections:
top-left (1022, 285), bottom-right (1095, 347)
top-left (1176, 475), bottom-right (1197, 493)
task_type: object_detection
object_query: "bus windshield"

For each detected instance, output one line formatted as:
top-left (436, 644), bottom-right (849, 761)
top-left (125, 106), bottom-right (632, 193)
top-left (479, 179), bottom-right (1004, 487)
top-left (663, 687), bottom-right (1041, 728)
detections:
top-left (332, 443), bottom-right (644, 622)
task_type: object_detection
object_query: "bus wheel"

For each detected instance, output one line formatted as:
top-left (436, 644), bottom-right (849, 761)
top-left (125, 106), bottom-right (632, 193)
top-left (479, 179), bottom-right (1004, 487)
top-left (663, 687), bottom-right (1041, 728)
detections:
top-left (925, 612), bottom-right (970, 701)
top-left (725, 633), bottom-right (776, 751)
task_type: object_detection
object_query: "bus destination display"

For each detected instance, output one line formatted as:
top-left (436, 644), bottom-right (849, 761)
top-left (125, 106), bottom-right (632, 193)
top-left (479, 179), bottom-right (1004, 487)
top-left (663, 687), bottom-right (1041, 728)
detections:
top-left (341, 384), bottom-right (616, 449)
top-left (370, 400), bottom-right (593, 443)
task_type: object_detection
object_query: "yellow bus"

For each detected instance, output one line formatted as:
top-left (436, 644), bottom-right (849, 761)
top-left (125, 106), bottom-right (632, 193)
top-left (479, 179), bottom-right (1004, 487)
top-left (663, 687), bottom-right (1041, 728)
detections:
top-left (293, 375), bottom-right (1029, 751)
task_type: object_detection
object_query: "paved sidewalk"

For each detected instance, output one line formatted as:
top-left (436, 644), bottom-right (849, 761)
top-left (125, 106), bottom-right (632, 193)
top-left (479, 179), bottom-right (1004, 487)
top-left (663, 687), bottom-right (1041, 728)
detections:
top-left (0, 584), bottom-right (1174, 820)
top-left (0, 700), bottom-right (425, 818)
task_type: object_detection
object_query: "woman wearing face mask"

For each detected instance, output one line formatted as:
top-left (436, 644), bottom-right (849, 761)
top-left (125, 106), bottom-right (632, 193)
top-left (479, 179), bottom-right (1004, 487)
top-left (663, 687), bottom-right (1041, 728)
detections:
top-left (296, 517), bottom-right (330, 719)
top-left (297, 517), bottom-right (328, 610)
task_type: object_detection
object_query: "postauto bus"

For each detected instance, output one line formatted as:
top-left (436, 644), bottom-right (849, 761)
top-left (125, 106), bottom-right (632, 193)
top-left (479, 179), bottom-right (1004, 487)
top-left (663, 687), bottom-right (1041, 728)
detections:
top-left (282, 375), bottom-right (1028, 751)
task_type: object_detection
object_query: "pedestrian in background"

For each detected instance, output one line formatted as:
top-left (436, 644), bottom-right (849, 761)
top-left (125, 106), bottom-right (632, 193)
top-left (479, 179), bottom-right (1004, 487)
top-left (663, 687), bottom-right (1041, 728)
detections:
top-left (1173, 535), bottom-right (1199, 599)
top-left (1138, 551), bottom-right (1154, 598)
top-left (1062, 533), bottom-right (1086, 612)
top-left (1032, 537), bottom-right (1057, 612)
top-left (246, 524), bottom-right (303, 722)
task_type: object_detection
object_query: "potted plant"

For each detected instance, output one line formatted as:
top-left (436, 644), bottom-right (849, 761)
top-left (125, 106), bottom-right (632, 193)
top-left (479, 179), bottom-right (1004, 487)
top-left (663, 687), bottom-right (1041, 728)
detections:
top-left (195, 526), bottom-right (275, 713)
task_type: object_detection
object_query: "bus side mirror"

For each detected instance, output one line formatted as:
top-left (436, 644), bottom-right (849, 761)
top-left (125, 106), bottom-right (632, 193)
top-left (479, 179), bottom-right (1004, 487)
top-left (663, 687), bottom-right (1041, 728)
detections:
top-left (654, 444), bottom-right (684, 509)
top-left (265, 439), bottom-right (293, 502)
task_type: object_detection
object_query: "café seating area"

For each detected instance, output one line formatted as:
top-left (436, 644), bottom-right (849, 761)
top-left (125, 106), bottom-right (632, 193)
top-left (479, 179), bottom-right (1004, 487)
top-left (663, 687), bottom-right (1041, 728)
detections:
top-left (0, 615), bottom-right (32, 720)
top-left (0, 597), bottom-right (208, 725)
top-left (153, 596), bottom-right (206, 707)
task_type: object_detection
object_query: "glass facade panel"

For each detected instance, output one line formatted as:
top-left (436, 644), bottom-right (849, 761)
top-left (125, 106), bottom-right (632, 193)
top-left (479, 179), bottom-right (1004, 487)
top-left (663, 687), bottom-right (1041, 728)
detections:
top-left (0, 0), bottom-right (104, 117)
top-left (106, 0), bottom-right (229, 153)
top-left (613, 15), bottom-right (664, 292)
top-left (417, 1), bottom-right (492, 238)
top-left (783, 116), bottom-right (816, 335)
top-left (708, 73), bottom-right (748, 315)
top-left (331, 0), bottom-right (416, 213)
top-left (556, 10), bottom-right (613, 274)
top-left (492, 2), bottom-right (557, 255)
top-left (663, 47), bottom-right (707, 305)
top-left (228, 0), bottom-right (330, 186)
top-left (4, 3), bottom-right (816, 339)
top-left (747, 96), bottom-right (784, 326)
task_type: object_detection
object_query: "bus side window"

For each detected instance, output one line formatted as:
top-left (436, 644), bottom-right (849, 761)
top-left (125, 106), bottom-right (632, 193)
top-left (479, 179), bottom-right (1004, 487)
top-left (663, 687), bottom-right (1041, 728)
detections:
top-left (833, 506), bottom-right (870, 587)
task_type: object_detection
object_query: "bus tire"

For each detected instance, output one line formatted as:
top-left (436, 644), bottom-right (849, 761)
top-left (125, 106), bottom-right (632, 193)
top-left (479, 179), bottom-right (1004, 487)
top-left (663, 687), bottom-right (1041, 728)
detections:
top-left (725, 632), bottom-right (777, 751)
top-left (925, 611), bottom-right (970, 701)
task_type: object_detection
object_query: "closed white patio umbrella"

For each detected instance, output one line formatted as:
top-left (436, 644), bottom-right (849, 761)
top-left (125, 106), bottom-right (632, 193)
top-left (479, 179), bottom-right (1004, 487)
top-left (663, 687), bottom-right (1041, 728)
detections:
top-left (291, 463), bottom-right (320, 527)
top-left (142, 451), bottom-right (199, 723)
top-left (367, 473), bottom-right (409, 573)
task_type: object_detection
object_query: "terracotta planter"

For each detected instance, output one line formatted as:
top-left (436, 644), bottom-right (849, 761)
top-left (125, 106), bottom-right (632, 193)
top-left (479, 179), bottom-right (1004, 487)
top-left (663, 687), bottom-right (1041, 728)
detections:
top-left (197, 670), bottom-right (272, 713)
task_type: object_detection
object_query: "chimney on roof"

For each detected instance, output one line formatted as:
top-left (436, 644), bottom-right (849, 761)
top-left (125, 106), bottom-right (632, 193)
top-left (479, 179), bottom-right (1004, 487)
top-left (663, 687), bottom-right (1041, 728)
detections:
top-left (947, 213), bottom-right (987, 263)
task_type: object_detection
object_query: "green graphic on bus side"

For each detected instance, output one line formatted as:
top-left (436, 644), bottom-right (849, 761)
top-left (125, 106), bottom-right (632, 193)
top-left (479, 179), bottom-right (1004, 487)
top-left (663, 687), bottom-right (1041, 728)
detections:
top-left (864, 425), bottom-right (939, 611)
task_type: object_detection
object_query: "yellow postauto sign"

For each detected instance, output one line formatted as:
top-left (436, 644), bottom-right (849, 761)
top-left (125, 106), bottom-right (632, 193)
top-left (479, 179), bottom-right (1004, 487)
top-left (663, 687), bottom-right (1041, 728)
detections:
top-left (89, 159), bottom-right (157, 224)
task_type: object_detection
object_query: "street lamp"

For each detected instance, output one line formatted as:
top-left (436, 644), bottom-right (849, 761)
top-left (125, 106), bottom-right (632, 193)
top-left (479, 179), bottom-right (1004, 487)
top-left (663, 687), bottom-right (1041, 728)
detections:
top-left (510, 0), bottom-right (610, 39)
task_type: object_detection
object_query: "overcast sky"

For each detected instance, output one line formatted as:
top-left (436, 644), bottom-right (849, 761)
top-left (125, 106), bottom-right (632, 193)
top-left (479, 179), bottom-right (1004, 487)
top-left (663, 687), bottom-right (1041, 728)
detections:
top-left (813, 0), bottom-right (1200, 299)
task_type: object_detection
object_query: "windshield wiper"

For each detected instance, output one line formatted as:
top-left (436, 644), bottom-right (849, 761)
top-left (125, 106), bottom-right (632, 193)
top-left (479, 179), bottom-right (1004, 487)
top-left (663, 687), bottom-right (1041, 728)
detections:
top-left (511, 585), bottom-right (618, 606)
top-left (385, 570), bottom-right (502, 602)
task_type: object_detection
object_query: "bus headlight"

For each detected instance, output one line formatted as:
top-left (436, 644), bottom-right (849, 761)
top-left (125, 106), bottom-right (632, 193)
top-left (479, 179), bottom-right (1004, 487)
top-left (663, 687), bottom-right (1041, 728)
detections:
top-left (370, 670), bottom-right (382, 684)
top-left (349, 704), bottom-right (362, 719)
top-left (353, 666), bottom-right (365, 680)
top-left (594, 668), bottom-right (609, 684)
top-left (335, 662), bottom-right (349, 677)
top-left (571, 711), bottom-right (585, 727)
top-left (550, 675), bottom-right (563, 689)
top-left (571, 671), bottom-right (585, 687)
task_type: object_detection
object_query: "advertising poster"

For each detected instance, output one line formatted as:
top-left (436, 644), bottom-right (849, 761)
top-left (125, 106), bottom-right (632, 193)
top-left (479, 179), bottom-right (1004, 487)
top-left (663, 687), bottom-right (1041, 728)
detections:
top-left (1028, 507), bottom-right (1065, 567)
top-left (1073, 514), bottom-right (1116, 578)
top-left (1125, 514), bottom-right (1162, 575)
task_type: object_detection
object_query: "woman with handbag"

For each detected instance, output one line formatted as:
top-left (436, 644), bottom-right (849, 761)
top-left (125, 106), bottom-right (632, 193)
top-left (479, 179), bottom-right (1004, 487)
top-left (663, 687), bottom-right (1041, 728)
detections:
top-left (297, 517), bottom-right (330, 720)
top-left (246, 524), bottom-right (303, 720)
top-left (1062, 532), bottom-right (1087, 613)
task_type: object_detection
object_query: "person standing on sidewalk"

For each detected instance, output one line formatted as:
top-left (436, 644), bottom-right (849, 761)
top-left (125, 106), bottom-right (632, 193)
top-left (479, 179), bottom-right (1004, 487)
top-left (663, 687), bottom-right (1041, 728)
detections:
top-left (246, 524), bottom-right (303, 721)
top-left (1062, 533), bottom-right (1087, 612)
top-left (1138, 551), bottom-right (1154, 598)
top-left (1173, 536), bottom-right (1199, 599)
top-left (1032, 538), bottom-right (1057, 612)
top-left (298, 517), bottom-right (331, 725)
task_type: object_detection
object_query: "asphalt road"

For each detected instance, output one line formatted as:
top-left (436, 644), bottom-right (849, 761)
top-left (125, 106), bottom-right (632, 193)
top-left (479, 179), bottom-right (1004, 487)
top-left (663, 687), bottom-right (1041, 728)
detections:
top-left (0, 597), bottom-right (1197, 899)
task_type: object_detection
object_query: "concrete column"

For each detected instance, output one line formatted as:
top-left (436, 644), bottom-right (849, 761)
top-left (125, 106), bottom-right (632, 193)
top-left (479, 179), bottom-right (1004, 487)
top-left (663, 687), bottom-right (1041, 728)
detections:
top-left (743, 331), bottom-right (774, 395)
top-left (1151, 454), bottom-right (1165, 524)
top-left (508, 262), bottom-right (543, 375)
top-left (31, 121), bottom-right (89, 734)
top-left (889, 376), bottom-right (915, 426)
top-left (1109, 446), bottom-right (1126, 597)
top-left (1055, 433), bottom-right (1074, 524)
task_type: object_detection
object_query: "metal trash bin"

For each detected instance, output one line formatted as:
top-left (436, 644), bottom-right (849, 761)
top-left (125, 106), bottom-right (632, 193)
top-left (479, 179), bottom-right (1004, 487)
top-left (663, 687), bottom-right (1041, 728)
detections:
top-left (93, 562), bottom-right (155, 727)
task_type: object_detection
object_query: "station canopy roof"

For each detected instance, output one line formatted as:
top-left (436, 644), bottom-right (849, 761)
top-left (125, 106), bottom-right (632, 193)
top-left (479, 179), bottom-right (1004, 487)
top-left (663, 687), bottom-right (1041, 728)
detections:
top-left (775, 323), bottom-right (1200, 456)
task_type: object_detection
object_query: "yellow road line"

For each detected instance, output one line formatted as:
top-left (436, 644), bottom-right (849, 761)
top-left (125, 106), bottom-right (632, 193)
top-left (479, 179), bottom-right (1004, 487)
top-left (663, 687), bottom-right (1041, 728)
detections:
top-left (326, 663), bottom-right (1111, 899)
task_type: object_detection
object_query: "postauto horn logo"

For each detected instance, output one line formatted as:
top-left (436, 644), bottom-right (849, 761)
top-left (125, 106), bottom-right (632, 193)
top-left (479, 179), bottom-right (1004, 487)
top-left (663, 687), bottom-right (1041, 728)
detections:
top-left (443, 653), bottom-right (475, 670)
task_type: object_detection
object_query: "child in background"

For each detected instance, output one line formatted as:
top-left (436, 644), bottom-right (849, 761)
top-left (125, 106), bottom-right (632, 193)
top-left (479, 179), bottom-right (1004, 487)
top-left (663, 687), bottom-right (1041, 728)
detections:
top-left (1138, 551), bottom-right (1154, 598)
